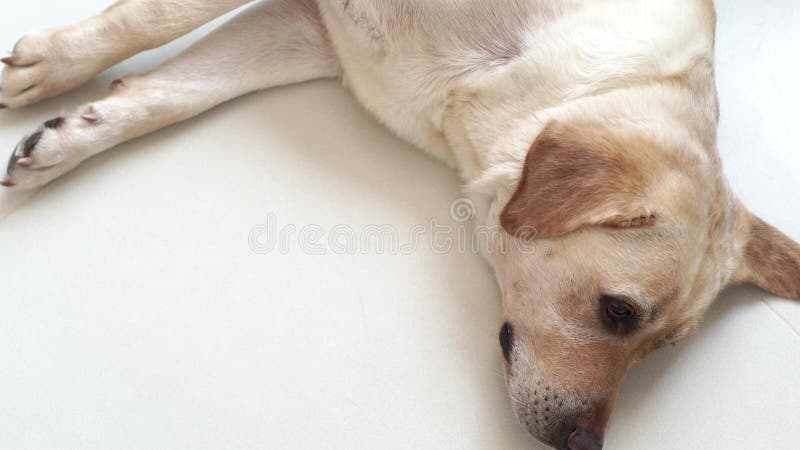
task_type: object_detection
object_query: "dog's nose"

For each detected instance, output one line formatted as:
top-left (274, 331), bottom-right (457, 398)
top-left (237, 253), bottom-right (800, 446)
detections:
top-left (567, 427), bottom-right (603, 450)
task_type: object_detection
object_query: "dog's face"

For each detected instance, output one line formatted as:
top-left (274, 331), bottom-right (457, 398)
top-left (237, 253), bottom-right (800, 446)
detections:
top-left (493, 121), bottom-right (800, 450)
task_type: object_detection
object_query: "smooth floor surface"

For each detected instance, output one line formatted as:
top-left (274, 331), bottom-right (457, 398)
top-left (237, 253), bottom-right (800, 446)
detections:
top-left (1, 1), bottom-right (798, 449)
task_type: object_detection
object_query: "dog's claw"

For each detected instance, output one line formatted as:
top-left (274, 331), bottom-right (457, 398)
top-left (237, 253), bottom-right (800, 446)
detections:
top-left (1, 178), bottom-right (15, 187)
top-left (16, 157), bottom-right (33, 168)
top-left (109, 78), bottom-right (124, 91)
top-left (81, 106), bottom-right (98, 123)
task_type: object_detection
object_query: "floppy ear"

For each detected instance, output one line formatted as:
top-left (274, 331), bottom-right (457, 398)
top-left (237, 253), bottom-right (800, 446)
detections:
top-left (733, 207), bottom-right (800, 299)
top-left (500, 122), bottom-right (657, 239)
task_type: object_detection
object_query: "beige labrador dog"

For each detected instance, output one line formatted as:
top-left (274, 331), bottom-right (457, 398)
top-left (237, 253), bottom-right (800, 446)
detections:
top-left (2, 1), bottom-right (798, 449)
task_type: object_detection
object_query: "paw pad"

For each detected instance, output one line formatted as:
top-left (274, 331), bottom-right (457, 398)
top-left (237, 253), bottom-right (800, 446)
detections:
top-left (20, 131), bottom-right (43, 158)
top-left (44, 117), bottom-right (65, 129)
top-left (4, 116), bottom-right (62, 176)
top-left (5, 130), bottom-right (42, 176)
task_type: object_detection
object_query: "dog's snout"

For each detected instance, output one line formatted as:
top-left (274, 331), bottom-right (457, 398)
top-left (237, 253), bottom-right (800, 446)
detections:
top-left (567, 427), bottom-right (603, 450)
top-left (499, 322), bottom-right (514, 363)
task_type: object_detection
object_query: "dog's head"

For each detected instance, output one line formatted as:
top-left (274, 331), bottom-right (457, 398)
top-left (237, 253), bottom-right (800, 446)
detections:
top-left (494, 121), bottom-right (800, 449)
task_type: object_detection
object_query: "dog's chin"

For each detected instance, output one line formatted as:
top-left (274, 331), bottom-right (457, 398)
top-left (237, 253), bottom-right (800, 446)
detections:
top-left (506, 376), bottom-right (606, 450)
top-left (508, 392), bottom-right (564, 449)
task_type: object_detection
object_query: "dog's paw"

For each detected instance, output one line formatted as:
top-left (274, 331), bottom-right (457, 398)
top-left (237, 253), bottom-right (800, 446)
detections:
top-left (2, 111), bottom-right (98, 189)
top-left (0, 29), bottom-right (106, 108)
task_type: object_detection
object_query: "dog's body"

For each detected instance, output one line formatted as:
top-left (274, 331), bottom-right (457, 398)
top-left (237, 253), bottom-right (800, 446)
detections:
top-left (2, 1), bottom-right (798, 449)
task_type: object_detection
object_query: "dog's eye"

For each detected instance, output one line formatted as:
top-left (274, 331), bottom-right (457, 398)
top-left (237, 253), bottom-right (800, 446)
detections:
top-left (600, 295), bottom-right (638, 335)
top-left (607, 299), bottom-right (632, 320)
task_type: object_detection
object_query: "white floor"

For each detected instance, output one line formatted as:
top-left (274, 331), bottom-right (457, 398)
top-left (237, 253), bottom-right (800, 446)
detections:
top-left (1, 2), bottom-right (798, 449)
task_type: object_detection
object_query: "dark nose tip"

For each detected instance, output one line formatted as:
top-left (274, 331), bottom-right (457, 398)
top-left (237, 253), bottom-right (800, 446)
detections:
top-left (567, 427), bottom-right (603, 450)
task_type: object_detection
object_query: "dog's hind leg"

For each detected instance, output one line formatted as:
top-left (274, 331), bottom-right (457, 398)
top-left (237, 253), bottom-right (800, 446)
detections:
top-left (0, 0), bottom-right (255, 108)
top-left (2, 0), bottom-right (340, 189)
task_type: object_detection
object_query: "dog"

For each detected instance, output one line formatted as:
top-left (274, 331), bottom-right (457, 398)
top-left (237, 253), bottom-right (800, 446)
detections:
top-left (2, 1), bottom-right (798, 449)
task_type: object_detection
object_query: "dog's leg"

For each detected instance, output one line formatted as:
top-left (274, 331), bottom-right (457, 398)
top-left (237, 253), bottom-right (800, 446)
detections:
top-left (0, 0), bottom-right (254, 108)
top-left (2, 0), bottom-right (339, 189)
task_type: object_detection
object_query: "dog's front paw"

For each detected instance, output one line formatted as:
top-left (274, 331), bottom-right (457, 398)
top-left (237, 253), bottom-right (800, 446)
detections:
top-left (0, 29), bottom-right (106, 108)
top-left (2, 112), bottom-right (97, 189)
